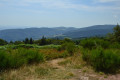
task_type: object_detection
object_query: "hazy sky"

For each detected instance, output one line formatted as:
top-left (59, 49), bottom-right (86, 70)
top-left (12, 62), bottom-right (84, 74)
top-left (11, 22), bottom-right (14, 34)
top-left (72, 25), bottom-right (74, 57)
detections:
top-left (0, 0), bottom-right (120, 28)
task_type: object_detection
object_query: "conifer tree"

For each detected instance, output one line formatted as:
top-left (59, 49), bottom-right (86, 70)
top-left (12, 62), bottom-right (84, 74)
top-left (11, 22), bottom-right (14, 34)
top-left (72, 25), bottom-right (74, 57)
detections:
top-left (0, 38), bottom-right (8, 45)
top-left (40, 36), bottom-right (46, 45)
top-left (25, 38), bottom-right (29, 44)
top-left (30, 38), bottom-right (33, 44)
top-left (113, 24), bottom-right (120, 42)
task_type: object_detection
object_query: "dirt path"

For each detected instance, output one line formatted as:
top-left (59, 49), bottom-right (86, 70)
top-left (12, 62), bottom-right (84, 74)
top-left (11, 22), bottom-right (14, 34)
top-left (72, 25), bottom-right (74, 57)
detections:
top-left (48, 58), bottom-right (65, 70)
top-left (1, 58), bottom-right (120, 80)
top-left (47, 58), bottom-right (120, 80)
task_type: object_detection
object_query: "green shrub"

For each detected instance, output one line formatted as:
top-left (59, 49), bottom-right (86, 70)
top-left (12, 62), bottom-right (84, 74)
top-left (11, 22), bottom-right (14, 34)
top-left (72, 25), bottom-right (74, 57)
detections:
top-left (57, 46), bottom-right (63, 51)
top-left (82, 48), bottom-right (120, 73)
top-left (80, 38), bottom-right (110, 49)
top-left (80, 39), bottom-right (96, 49)
top-left (20, 49), bottom-right (45, 64)
top-left (109, 42), bottom-right (120, 49)
top-left (0, 50), bottom-right (8, 70)
top-left (59, 42), bottom-right (76, 55)
top-left (0, 48), bottom-right (45, 71)
top-left (82, 49), bottom-right (91, 64)
top-left (90, 48), bottom-right (120, 73)
top-left (66, 43), bottom-right (76, 55)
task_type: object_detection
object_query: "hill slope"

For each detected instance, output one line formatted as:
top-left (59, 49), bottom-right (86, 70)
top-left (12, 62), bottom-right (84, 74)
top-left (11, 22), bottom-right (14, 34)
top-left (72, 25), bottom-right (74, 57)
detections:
top-left (0, 25), bottom-right (116, 41)
top-left (63, 25), bottom-right (115, 38)
top-left (0, 27), bottom-right (76, 41)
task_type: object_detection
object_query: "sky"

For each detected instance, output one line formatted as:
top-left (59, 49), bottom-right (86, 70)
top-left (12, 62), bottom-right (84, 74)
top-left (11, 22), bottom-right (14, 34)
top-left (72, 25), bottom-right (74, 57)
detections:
top-left (0, 0), bottom-right (120, 28)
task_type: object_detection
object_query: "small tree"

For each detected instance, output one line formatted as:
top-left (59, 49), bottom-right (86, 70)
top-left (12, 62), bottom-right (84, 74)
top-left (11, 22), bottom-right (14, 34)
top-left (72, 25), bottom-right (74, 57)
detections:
top-left (39, 36), bottom-right (47, 45)
top-left (113, 24), bottom-right (120, 42)
top-left (0, 38), bottom-right (8, 45)
top-left (108, 24), bottom-right (120, 42)
top-left (9, 41), bottom-right (13, 44)
top-left (30, 38), bottom-right (33, 44)
top-left (25, 38), bottom-right (29, 44)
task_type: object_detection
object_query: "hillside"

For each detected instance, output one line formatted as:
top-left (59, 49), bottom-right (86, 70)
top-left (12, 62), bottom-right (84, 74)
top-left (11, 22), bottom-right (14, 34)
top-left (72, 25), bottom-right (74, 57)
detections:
top-left (63, 25), bottom-right (115, 38)
top-left (0, 25), bottom-right (116, 41)
top-left (0, 27), bottom-right (76, 41)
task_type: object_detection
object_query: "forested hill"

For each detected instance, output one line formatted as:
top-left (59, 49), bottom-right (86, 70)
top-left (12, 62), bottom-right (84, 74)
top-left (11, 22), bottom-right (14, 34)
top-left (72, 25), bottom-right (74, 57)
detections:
top-left (0, 25), bottom-right (116, 41)
top-left (63, 25), bottom-right (115, 38)
top-left (0, 27), bottom-right (76, 41)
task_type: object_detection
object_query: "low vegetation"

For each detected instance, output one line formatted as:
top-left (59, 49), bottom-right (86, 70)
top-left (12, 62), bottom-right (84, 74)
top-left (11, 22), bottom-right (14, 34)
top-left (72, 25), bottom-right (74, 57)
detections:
top-left (0, 43), bottom-right (73, 72)
top-left (79, 24), bottom-right (120, 73)
top-left (82, 48), bottom-right (120, 73)
top-left (0, 24), bottom-right (120, 80)
top-left (0, 48), bottom-right (45, 71)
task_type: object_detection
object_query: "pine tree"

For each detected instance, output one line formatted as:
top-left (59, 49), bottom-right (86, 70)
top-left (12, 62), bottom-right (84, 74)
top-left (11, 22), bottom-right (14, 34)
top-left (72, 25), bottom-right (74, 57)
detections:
top-left (113, 24), bottom-right (120, 42)
top-left (30, 38), bottom-right (33, 44)
top-left (10, 41), bottom-right (13, 44)
top-left (25, 38), bottom-right (29, 44)
top-left (40, 36), bottom-right (46, 45)
top-left (0, 38), bottom-right (8, 45)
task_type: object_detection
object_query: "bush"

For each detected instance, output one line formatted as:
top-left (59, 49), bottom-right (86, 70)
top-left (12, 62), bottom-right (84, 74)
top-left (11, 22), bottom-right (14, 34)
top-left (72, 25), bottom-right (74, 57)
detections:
top-left (82, 48), bottom-right (120, 73)
top-left (59, 42), bottom-right (76, 55)
top-left (109, 42), bottom-right (120, 49)
top-left (66, 43), bottom-right (76, 54)
top-left (80, 39), bottom-right (95, 49)
top-left (0, 48), bottom-right (45, 71)
top-left (82, 49), bottom-right (91, 64)
top-left (91, 48), bottom-right (120, 73)
top-left (19, 48), bottom-right (45, 64)
top-left (80, 38), bottom-right (110, 49)
top-left (0, 50), bottom-right (9, 70)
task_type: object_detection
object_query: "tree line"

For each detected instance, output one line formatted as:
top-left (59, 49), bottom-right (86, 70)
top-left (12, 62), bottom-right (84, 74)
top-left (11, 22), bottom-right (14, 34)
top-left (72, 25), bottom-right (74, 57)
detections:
top-left (0, 36), bottom-right (71, 46)
top-left (0, 24), bottom-right (120, 46)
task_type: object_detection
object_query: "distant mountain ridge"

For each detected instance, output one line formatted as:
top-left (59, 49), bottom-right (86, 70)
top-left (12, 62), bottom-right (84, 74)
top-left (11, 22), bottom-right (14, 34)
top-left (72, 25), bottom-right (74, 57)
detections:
top-left (63, 25), bottom-right (115, 38)
top-left (0, 25), bottom-right (116, 41)
top-left (0, 27), bottom-right (77, 41)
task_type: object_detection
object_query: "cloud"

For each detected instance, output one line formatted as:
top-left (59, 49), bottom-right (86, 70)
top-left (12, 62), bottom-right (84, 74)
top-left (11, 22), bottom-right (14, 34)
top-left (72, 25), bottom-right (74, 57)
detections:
top-left (113, 15), bottom-right (117, 18)
top-left (0, 0), bottom-right (120, 12)
top-left (94, 0), bottom-right (119, 3)
top-left (22, 0), bottom-right (120, 11)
